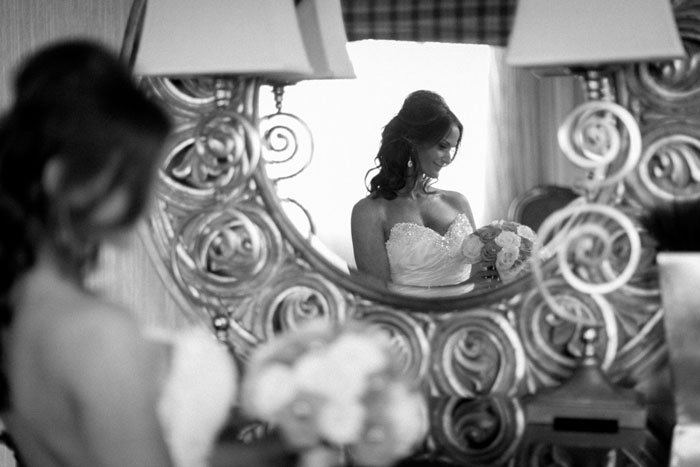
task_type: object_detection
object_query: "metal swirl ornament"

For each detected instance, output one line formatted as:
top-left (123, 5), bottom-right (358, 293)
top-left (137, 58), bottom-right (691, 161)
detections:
top-left (257, 269), bottom-right (348, 339)
top-left (431, 310), bottom-right (526, 397)
top-left (170, 205), bottom-right (283, 303)
top-left (430, 396), bottom-right (524, 467)
top-left (557, 101), bottom-right (641, 190)
top-left (517, 279), bottom-right (618, 390)
top-left (624, 0), bottom-right (700, 114)
top-left (259, 111), bottom-right (313, 181)
top-left (628, 58), bottom-right (700, 114)
top-left (630, 121), bottom-right (700, 205)
top-left (353, 306), bottom-right (431, 383)
top-left (156, 110), bottom-right (262, 206)
top-left (141, 76), bottom-right (253, 120)
top-left (531, 203), bottom-right (642, 326)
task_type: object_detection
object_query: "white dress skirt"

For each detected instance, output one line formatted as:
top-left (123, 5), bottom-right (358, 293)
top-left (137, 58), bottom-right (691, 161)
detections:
top-left (147, 327), bottom-right (238, 467)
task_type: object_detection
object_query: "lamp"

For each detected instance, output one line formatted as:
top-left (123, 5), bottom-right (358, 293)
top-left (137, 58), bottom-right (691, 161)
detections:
top-left (135, 0), bottom-right (312, 80)
top-left (133, 0), bottom-right (354, 81)
top-left (507, 0), bottom-right (684, 438)
top-left (296, 0), bottom-right (356, 79)
top-left (506, 0), bottom-right (685, 70)
top-left (507, 0), bottom-right (685, 103)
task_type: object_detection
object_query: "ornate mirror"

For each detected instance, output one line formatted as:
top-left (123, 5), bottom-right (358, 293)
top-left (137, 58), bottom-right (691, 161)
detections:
top-left (3, 0), bottom-right (697, 464)
top-left (121, 0), bottom-right (700, 462)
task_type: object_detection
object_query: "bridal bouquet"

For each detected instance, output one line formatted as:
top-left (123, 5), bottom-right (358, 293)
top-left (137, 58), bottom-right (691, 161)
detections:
top-left (240, 320), bottom-right (428, 467)
top-left (461, 220), bottom-right (538, 284)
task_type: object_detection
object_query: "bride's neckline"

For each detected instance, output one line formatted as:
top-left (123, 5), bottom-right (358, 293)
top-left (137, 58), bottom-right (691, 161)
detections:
top-left (388, 212), bottom-right (468, 239)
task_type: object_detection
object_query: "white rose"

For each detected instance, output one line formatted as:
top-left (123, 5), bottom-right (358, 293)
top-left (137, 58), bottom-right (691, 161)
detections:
top-left (317, 399), bottom-right (366, 445)
top-left (517, 224), bottom-right (537, 241)
top-left (495, 245), bottom-right (519, 271)
top-left (293, 351), bottom-right (367, 401)
top-left (244, 363), bottom-right (297, 419)
top-left (325, 333), bottom-right (388, 378)
top-left (384, 383), bottom-right (429, 455)
top-left (461, 235), bottom-right (484, 263)
top-left (498, 261), bottom-right (526, 284)
top-left (494, 231), bottom-right (521, 249)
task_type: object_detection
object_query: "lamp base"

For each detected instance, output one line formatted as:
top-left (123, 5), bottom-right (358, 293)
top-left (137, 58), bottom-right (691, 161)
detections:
top-left (524, 327), bottom-right (647, 431)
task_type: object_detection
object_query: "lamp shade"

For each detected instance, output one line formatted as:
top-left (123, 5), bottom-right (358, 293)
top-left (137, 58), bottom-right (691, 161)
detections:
top-left (506, 0), bottom-right (685, 68)
top-left (134, 0), bottom-right (313, 79)
top-left (296, 0), bottom-right (356, 79)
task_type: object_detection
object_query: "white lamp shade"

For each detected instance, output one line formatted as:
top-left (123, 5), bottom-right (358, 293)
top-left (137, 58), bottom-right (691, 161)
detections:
top-left (506, 0), bottom-right (686, 68)
top-left (296, 0), bottom-right (356, 79)
top-left (135, 0), bottom-right (313, 79)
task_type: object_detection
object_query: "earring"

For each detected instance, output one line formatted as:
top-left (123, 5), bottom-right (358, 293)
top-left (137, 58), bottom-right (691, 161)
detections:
top-left (407, 159), bottom-right (413, 168)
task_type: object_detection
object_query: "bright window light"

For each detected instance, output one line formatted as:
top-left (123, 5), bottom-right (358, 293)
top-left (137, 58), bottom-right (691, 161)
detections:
top-left (261, 40), bottom-right (492, 270)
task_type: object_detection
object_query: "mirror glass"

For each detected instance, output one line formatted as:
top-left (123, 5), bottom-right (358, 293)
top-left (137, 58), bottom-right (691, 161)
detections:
top-left (259, 39), bottom-right (578, 298)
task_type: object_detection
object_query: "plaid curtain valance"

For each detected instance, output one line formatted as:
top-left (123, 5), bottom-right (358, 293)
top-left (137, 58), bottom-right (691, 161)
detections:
top-left (340, 0), bottom-right (517, 47)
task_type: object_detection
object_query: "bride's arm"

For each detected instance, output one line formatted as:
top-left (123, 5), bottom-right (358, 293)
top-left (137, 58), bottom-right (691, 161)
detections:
top-left (351, 200), bottom-right (391, 284)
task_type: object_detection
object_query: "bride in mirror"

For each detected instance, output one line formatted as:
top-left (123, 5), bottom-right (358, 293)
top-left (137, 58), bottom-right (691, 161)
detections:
top-left (351, 90), bottom-right (495, 292)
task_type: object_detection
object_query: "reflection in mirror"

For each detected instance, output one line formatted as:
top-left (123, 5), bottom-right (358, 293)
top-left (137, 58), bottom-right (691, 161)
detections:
top-left (350, 90), bottom-right (480, 291)
top-left (262, 40), bottom-right (491, 271)
top-left (259, 39), bottom-right (582, 296)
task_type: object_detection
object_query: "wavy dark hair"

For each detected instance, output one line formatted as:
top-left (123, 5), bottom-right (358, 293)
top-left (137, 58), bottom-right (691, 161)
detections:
top-left (366, 90), bottom-right (463, 200)
top-left (0, 39), bottom-right (171, 403)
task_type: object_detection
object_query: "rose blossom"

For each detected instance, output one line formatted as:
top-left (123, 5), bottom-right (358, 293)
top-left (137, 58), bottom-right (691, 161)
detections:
top-left (384, 383), bottom-right (428, 454)
top-left (461, 235), bottom-right (484, 263)
top-left (245, 363), bottom-right (297, 419)
top-left (499, 261), bottom-right (526, 284)
top-left (517, 224), bottom-right (537, 241)
top-left (293, 350), bottom-right (367, 401)
top-left (317, 399), bottom-right (366, 445)
top-left (480, 241), bottom-right (500, 263)
top-left (494, 230), bottom-right (521, 249)
top-left (349, 383), bottom-right (428, 467)
top-left (477, 224), bottom-right (501, 241)
top-left (325, 333), bottom-right (388, 378)
top-left (496, 245), bottom-right (519, 272)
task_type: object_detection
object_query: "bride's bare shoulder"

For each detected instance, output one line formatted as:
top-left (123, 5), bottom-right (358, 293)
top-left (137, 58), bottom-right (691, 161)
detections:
top-left (432, 189), bottom-right (467, 209)
top-left (352, 195), bottom-right (389, 221)
top-left (40, 293), bottom-right (143, 364)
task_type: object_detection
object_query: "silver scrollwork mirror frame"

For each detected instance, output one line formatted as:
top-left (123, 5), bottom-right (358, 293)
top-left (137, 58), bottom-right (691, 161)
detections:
top-left (131, 1), bottom-right (700, 405)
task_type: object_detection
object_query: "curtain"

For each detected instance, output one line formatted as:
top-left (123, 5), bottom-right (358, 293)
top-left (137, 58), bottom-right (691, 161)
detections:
top-left (484, 48), bottom-right (584, 221)
top-left (341, 0), bottom-right (517, 46)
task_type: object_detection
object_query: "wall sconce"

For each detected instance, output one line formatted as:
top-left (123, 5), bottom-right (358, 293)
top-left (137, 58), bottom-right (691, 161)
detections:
top-left (506, 0), bottom-right (684, 438)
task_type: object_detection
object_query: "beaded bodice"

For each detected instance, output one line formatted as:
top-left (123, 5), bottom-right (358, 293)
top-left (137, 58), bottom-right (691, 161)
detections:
top-left (385, 213), bottom-right (473, 287)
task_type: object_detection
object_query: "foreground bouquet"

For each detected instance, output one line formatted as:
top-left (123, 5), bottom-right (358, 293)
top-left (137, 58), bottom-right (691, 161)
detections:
top-left (240, 320), bottom-right (428, 467)
top-left (461, 219), bottom-right (538, 284)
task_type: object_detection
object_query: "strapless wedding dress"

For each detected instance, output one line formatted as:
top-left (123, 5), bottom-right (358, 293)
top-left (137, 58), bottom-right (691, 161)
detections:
top-left (147, 327), bottom-right (238, 467)
top-left (385, 213), bottom-right (474, 288)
